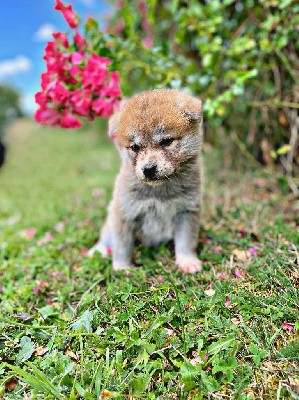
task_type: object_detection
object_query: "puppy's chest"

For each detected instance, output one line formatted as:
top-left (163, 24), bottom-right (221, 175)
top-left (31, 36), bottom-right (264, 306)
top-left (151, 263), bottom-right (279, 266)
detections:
top-left (125, 197), bottom-right (194, 246)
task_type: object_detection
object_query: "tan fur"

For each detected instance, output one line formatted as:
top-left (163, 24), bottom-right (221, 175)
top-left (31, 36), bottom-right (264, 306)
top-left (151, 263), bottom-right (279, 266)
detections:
top-left (89, 89), bottom-right (203, 273)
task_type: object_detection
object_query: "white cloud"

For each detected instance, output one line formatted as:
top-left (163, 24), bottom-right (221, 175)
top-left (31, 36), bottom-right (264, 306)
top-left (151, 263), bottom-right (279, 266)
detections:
top-left (34, 23), bottom-right (56, 42)
top-left (0, 56), bottom-right (32, 79)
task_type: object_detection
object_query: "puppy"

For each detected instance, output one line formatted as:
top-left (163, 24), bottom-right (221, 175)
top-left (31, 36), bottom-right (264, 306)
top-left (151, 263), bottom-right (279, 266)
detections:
top-left (89, 89), bottom-right (203, 273)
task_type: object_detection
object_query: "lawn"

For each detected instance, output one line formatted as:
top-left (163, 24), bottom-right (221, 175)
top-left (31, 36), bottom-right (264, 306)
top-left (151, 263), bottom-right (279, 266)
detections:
top-left (0, 119), bottom-right (298, 399)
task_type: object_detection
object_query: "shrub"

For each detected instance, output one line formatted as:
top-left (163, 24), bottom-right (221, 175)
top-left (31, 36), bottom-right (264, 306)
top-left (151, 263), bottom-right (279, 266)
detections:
top-left (36, 0), bottom-right (298, 177)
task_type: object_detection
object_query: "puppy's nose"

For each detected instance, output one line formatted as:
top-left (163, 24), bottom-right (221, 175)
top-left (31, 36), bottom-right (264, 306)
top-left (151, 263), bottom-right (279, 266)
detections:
top-left (142, 163), bottom-right (157, 179)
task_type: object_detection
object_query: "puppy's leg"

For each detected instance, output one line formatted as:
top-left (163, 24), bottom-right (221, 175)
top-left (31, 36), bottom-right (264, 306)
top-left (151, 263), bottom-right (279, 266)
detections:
top-left (110, 206), bottom-right (135, 270)
top-left (88, 220), bottom-right (112, 257)
top-left (174, 210), bottom-right (202, 274)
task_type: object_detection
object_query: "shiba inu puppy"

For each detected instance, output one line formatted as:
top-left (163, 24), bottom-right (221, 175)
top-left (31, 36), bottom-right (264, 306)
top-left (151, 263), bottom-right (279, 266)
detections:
top-left (89, 89), bottom-right (203, 273)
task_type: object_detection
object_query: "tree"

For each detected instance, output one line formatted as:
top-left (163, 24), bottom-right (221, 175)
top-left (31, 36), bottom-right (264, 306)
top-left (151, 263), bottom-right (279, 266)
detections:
top-left (0, 85), bottom-right (22, 168)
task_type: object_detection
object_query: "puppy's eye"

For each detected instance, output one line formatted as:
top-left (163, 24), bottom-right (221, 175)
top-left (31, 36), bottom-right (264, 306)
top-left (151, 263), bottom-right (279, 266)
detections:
top-left (159, 138), bottom-right (174, 148)
top-left (130, 144), bottom-right (140, 153)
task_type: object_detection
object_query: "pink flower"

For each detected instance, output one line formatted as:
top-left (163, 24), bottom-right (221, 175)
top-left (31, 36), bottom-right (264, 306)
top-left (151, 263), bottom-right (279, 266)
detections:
top-left (92, 188), bottom-right (104, 197)
top-left (225, 297), bottom-right (231, 307)
top-left (40, 72), bottom-right (52, 91)
top-left (19, 227), bottom-right (36, 240)
top-left (54, 222), bottom-right (65, 232)
top-left (138, 2), bottom-right (148, 15)
top-left (54, 0), bottom-right (79, 29)
top-left (35, 91), bottom-right (48, 107)
top-left (281, 322), bottom-right (293, 331)
top-left (190, 357), bottom-right (203, 366)
top-left (36, 5), bottom-right (122, 130)
top-left (70, 65), bottom-right (80, 78)
top-left (234, 268), bottom-right (244, 278)
top-left (142, 37), bottom-right (153, 48)
top-left (32, 280), bottom-right (48, 295)
top-left (48, 81), bottom-right (70, 106)
top-left (60, 113), bottom-right (82, 128)
top-left (107, 247), bottom-right (112, 255)
top-left (219, 272), bottom-right (226, 279)
top-left (237, 230), bottom-right (246, 238)
top-left (204, 353), bottom-right (209, 361)
top-left (53, 32), bottom-right (69, 48)
top-left (32, 287), bottom-right (40, 295)
top-left (82, 54), bottom-right (110, 90)
top-left (141, 19), bottom-right (151, 32)
top-left (98, 71), bottom-right (121, 98)
top-left (71, 52), bottom-right (83, 65)
top-left (71, 89), bottom-right (91, 116)
top-left (214, 245), bottom-right (222, 254)
top-left (74, 31), bottom-right (87, 53)
top-left (109, 18), bottom-right (125, 35)
top-left (81, 247), bottom-right (88, 256)
top-left (249, 247), bottom-right (257, 256)
top-left (35, 107), bottom-right (62, 126)
top-left (37, 232), bottom-right (54, 247)
top-left (92, 98), bottom-right (114, 117)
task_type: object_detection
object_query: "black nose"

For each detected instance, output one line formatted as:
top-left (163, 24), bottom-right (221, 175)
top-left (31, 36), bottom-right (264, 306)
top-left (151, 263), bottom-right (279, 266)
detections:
top-left (142, 164), bottom-right (157, 179)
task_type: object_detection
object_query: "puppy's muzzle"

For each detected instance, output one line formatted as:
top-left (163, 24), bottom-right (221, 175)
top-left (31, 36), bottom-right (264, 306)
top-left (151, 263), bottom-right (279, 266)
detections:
top-left (142, 163), bottom-right (157, 180)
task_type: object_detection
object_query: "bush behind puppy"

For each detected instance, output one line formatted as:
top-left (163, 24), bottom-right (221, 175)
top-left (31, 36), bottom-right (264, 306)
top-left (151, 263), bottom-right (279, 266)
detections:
top-left (89, 89), bottom-right (203, 273)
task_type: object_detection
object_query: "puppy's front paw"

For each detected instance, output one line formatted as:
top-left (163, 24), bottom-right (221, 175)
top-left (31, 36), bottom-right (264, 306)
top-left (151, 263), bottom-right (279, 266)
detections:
top-left (88, 242), bottom-right (111, 258)
top-left (176, 255), bottom-right (202, 274)
top-left (113, 261), bottom-right (135, 271)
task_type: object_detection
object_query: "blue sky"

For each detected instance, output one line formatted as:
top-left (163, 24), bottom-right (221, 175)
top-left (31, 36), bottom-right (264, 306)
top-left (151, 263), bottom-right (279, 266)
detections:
top-left (0, 0), bottom-right (110, 114)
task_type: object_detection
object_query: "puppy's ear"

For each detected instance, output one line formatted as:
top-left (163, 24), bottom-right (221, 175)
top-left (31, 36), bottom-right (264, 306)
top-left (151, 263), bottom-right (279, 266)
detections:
top-left (107, 111), bottom-right (121, 141)
top-left (107, 98), bottom-right (128, 140)
top-left (176, 93), bottom-right (202, 122)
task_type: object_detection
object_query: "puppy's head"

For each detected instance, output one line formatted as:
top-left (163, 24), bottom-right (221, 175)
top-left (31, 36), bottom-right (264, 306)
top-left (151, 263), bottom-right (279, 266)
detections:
top-left (109, 89), bottom-right (203, 186)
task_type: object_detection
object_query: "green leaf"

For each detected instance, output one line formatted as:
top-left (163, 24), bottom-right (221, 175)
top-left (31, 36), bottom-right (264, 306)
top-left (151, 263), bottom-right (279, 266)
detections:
top-left (212, 357), bottom-right (237, 382)
top-left (197, 338), bottom-right (204, 352)
top-left (180, 361), bottom-right (198, 384)
top-left (200, 371), bottom-right (220, 392)
top-left (249, 344), bottom-right (259, 354)
top-left (71, 310), bottom-right (95, 333)
top-left (38, 305), bottom-right (59, 319)
top-left (129, 374), bottom-right (151, 395)
top-left (16, 336), bottom-right (35, 363)
top-left (6, 363), bottom-right (65, 400)
top-left (277, 144), bottom-right (291, 155)
top-left (252, 354), bottom-right (261, 365)
top-left (208, 334), bottom-right (235, 355)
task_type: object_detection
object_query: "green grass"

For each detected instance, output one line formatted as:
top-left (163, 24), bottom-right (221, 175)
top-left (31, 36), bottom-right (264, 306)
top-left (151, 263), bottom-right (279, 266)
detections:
top-left (0, 119), bottom-right (298, 399)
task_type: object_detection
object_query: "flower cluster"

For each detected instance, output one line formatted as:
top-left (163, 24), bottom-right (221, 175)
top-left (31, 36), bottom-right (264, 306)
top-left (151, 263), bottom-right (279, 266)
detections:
top-left (35, 0), bottom-right (121, 129)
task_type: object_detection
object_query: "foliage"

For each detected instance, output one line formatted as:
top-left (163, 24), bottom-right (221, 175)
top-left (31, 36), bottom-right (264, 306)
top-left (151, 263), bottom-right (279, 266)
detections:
top-left (0, 85), bottom-right (22, 137)
top-left (0, 121), bottom-right (298, 398)
top-left (36, 0), bottom-right (298, 180)
top-left (104, 0), bottom-right (298, 175)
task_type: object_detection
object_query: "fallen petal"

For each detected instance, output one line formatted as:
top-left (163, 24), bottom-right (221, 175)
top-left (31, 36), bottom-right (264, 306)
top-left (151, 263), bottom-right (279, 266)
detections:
top-left (281, 322), bottom-right (293, 331)
top-left (81, 247), bottom-right (88, 256)
top-left (204, 288), bottom-right (215, 297)
top-left (35, 347), bottom-right (49, 356)
top-left (225, 297), bottom-right (231, 307)
top-left (190, 356), bottom-right (203, 366)
top-left (249, 247), bottom-right (257, 256)
top-left (55, 222), bottom-right (65, 232)
top-left (234, 268), bottom-right (244, 278)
